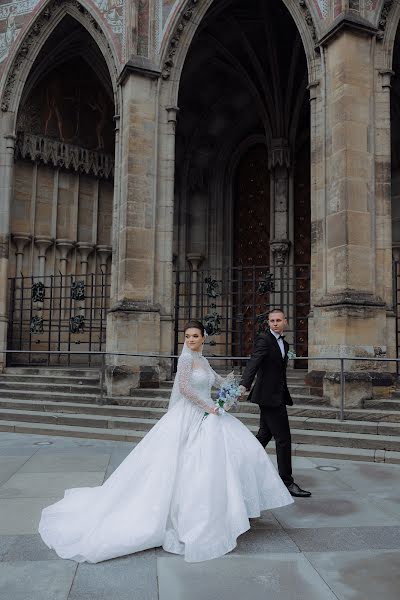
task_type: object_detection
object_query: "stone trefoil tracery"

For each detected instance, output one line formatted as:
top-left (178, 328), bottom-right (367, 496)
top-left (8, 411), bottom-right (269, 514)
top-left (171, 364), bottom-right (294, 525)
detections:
top-left (15, 132), bottom-right (115, 179)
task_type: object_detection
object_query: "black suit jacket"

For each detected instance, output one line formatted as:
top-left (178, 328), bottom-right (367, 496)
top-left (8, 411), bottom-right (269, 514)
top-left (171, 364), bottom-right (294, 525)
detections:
top-left (240, 331), bottom-right (293, 408)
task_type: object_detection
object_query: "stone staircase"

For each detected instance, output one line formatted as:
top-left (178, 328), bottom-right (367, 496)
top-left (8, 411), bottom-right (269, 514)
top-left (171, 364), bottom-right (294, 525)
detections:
top-left (0, 367), bottom-right (400, 463)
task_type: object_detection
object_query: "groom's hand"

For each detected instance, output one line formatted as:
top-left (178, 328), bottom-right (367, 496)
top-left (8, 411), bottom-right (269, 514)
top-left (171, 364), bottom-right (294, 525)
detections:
top-left (238, 385), bottom-right (247, 400)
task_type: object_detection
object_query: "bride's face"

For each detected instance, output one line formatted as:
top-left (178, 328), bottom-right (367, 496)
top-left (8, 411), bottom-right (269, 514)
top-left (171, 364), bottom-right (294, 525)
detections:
top-left (185, 328), bottom-right (205, 352)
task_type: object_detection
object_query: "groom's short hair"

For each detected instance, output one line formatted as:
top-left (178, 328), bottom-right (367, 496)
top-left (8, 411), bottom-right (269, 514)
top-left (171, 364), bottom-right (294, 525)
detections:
top-left (268, 308), bottom-right (286, 318)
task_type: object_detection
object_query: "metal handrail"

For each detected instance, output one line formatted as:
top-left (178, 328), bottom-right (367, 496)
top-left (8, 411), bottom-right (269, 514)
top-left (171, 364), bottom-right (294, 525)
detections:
top-left (2, 350), bottom-right (399, 421)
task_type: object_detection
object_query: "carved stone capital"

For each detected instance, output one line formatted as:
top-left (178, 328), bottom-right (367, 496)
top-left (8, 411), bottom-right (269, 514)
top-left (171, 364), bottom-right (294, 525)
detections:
top-left (96, 244), bottom-right (112, 269)
top-left (34, 236), bottom-right (53, 258)
top-left (270, 239), bottom-right (291, 267)
top-left (76, 242), bottom-right (95, 264)
top-left (12, 233), bottom-right (31, 256)
top-left (186, 253), bottom-right (204, 271)
top-left (269, 139), bottom-right (290, 169)
top-left (56, 239), bottom-right (74, 261)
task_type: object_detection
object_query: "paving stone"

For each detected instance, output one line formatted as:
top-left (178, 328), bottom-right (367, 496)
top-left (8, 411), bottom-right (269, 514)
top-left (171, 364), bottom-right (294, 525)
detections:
top-left (0, 560), bottom-right (77, 600)
top-left (0, 471), bottom-right (105, 498)
top-left (4, 534), bottom-right (61, 561)
top-left (286, 526), bottom-right (400, 552)
top-left (68, 553), bottom-right (158, 600)
top-left (157, 554), bottom-right (338, 600)
top-left (231, 527), bottom-right (300, 555)
top-left (272, 491), bottom-right (399, 529)
top-left (0, 535), bottom-right (16, 560)
top-left (333, 462), bottom-right (400, 492)
top-left (0, 456), bottom-right (33, 485)
top-left (0, 497), bottom-right (60, 534)
top-left (289, 468), bottom-right (354, 492)
top-left (306, 550), bottom-right (400, 600)
top-left (18, 453), bottom-right (110, 473)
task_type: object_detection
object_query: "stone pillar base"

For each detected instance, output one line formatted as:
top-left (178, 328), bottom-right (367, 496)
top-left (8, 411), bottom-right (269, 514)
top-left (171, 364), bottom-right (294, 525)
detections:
top-left (306, 370), bottom-right (396, 408)
top-left (106, 302), bottom-right (161, 397)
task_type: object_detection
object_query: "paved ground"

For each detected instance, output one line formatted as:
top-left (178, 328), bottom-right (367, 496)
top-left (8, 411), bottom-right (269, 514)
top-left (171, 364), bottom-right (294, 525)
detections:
top-left (1, 432), bottom-right (400, 600)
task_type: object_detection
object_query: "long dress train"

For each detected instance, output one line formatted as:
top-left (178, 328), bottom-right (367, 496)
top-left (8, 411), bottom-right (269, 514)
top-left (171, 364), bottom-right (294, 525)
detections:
top-left (38, 344), bottom-right (293, 563)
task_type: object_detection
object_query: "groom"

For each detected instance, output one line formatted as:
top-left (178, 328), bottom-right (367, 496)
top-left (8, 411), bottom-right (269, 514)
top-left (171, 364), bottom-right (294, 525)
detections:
top-left (239, 309), bottom-right (311, 498)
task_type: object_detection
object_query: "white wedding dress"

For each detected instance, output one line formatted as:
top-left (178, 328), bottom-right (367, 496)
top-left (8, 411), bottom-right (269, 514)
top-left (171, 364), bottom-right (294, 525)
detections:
top-left (38, 344), bottom-right (293, 563)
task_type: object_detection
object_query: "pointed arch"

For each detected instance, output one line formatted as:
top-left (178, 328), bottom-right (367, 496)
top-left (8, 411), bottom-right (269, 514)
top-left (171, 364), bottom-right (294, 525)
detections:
top-left (0, 0), bottom-right (120, 124)
top-left (159, 0), bottom-right (321, 105)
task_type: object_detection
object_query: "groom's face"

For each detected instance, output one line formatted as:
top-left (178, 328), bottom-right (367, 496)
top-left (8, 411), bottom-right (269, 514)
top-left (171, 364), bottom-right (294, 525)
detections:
top-left (268, 311), bottom-right (287, 336)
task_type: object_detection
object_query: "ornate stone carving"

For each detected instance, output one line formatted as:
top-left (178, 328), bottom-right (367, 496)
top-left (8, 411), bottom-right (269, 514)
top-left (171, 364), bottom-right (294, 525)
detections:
top-left (376, 0), bottom-right (394, 39)
top-left (270, 239), bottom-right (291, 267)
top-left (15, 133), bottom-right (114, 179)
top-left (1, 0), bottom-right (118, 113)
top-left (162, 0), bottom-right (200, 80)
top-left (298, 0), bottom-right (318, 44)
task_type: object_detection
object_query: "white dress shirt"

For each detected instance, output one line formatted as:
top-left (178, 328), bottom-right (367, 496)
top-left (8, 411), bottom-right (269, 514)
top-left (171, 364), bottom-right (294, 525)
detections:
top-left (271, 330), bottom-right (285, 358)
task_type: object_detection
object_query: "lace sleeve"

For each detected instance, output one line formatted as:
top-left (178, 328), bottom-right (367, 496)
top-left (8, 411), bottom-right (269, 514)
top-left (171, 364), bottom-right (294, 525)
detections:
top-left (208, 364), bottom-right (224, 388)
top-left (178, 354), bottom-right (213, 413)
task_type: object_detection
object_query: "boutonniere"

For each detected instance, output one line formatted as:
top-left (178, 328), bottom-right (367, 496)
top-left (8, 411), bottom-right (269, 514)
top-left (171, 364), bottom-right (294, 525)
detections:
top-left (287, 350), bottom-right (296, 360)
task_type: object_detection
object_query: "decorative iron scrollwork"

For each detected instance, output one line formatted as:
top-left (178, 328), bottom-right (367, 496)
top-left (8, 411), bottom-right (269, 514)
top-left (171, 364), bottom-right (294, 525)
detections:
top-left (69, 315), bottom-right (85, 334)
top-left (30, 315), bottom-right (44, 333)
top-left (257, 272), bottom-right (274, 295)
top-left (71, 280), bottom-right (85, 301)
top-left (32, 282), bottom-right (45, 303)
top-left (204, 277), bottom-right (220, 298)
top-left (256, 312), bottom-right (269, 333)
top-left (204, 311), bottom-right (222, 336)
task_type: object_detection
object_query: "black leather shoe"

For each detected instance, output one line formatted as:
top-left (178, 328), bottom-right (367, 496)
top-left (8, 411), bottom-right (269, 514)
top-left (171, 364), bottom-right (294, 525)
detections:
top-left (286, 482), bottom-right (312, 497)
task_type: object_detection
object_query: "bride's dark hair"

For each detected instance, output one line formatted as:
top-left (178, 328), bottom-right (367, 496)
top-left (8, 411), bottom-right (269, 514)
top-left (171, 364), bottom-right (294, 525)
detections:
top-left (184, 320), bottom-right (205, 336)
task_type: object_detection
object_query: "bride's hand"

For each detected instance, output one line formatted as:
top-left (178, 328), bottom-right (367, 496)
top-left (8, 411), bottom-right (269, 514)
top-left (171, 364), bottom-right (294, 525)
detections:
top-left (209, 407), bottom-right (219, 416)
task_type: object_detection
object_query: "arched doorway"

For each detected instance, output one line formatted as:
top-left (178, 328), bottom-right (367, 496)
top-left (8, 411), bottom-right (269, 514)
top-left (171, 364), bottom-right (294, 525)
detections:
top-left (7, 15), bottom-right (115, 365)
top-left (172, 0), bottom-right (310, 359)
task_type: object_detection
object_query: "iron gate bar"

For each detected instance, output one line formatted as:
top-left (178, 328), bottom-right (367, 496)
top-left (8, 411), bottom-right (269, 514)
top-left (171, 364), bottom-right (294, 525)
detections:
top-left (7, 272), bottom-right (110, 366)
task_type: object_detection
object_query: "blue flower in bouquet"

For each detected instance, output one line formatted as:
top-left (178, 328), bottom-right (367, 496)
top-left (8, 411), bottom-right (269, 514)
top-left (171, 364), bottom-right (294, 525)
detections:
top-left (204, 372), bottom-right (241, 419)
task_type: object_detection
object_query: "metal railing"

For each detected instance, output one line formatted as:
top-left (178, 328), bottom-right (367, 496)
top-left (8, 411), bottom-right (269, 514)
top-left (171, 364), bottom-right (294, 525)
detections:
top-left (1, 349), bottom-right (399, 423)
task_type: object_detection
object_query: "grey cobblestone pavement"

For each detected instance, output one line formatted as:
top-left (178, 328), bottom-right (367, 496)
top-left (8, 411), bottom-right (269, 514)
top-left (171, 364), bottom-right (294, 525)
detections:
top-left (0, 432), bottom-right (399, 600)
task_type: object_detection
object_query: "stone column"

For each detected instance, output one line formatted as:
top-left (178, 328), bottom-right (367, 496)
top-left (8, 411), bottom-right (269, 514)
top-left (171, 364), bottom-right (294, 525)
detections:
top-left (12, 233), bottom-right (31, 280)
top-left (106, 58), bottom-right (162, 396)
top-left (154, 105), bottom-right (179, 371)
top-left (56, 239), bottom-right (74, 318)
top-left (56, 239), bottom-right (74, 276)
top-left (308, 17), bottom-right (395, 406)
top-left (96, 244), bottom-right (112, 273)
top-left (269, 138), bottom-right (292, 311)
top-left (187, 253), bottom-right (204, 319)
top-left (34, 236), bottom-right (53, 280)
top-left (0, 117), bottom-right (16, 369)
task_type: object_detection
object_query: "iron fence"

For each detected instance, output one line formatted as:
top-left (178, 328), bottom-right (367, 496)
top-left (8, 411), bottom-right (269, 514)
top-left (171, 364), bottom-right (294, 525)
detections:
top-left (173, 264), bottom-right (310, 362)
top-left (7, 272), bottom-right (110, 366)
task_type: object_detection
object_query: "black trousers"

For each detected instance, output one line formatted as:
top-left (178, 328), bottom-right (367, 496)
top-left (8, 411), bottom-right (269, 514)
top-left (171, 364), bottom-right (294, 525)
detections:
top-left (256, 404), bottom-right (293, 486)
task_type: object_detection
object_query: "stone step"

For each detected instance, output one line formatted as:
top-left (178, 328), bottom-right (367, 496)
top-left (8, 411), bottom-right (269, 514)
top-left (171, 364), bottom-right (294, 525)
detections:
top-left (0, 420), bottom-right (400, 463)
top-left (0, 389), bottom-right (100, 404)
top-left (364, 398), bottom-right (400, 411)
top-left (3, 367), bottom-right (100, 378)
top-left (1, 405), bottom-right (400, 449)
top-left (3, 397), bottom-right (400, 424)
top-left (0, 381), bottom-right (100, 394)
top-left (0, 373), bottom-right (100, 385)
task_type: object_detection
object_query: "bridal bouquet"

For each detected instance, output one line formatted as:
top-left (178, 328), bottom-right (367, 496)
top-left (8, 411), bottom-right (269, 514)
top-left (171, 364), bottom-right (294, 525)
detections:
top-left (204, 372), bottom-right (241, 418)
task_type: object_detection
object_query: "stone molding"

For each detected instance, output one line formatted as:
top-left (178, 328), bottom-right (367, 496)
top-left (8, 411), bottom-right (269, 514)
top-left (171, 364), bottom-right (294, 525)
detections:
top-left (117, 56), bottom-right (161, 85)
top-left (1, 0), bottom-right (118, 114)
top-left (15, 132), bottom-right (114, 179)
top-left (377, 0), bottom-right (395, 39)
top-left (318, 12), bottom-right (378, 46)
top-left (109, 300), bottom-right (161, 313)
top-left (314, 291), bottom-right (386, 308)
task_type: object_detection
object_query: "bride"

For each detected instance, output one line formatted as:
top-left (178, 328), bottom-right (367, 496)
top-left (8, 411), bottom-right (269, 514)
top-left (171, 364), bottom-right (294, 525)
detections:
top-left (39, 320), bottom-right (293, 563)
